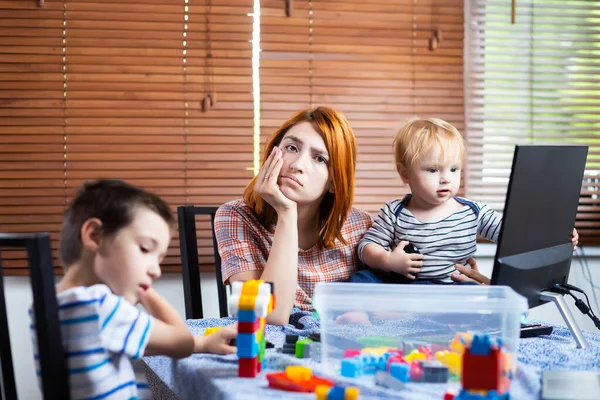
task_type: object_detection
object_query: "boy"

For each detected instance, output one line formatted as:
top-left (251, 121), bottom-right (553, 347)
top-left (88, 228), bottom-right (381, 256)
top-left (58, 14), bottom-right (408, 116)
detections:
top-left (352, 117), bottom-right (578, 284)
top-left (30, 179), bottom-right (236, 399)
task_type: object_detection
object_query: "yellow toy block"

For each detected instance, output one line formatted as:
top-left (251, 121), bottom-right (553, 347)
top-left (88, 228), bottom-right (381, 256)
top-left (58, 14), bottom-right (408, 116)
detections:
top-left (315, 384), bottom-right (329, 400)
top-left (435, 350), bottom-right (462, 375)
top-left (345, 387), bottom-right (360, 400)
top-left (285, 365), bottom-right (312, 382)
top-left (361, 347), bottom-right (391, 356)
top-left (241, 280), bottom-right (262, 297)
top-left (267, 294), bottom-right (274, 314)
top-left (450, 332), bottom-right (473, 354)
top-left (204, 327), bottom-right (222, 336)
top-left (403, 349), bottom-right (426, 363)
top-left (238, 294), bottom-right (257, 311)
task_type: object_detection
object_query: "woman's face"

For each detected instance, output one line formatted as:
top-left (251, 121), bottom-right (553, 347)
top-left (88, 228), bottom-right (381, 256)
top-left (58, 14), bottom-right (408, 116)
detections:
top-left (276, 121), bottom-right (332, 206)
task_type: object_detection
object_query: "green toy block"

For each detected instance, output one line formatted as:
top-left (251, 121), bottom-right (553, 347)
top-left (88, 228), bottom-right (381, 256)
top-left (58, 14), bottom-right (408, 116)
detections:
top-left (295, 338), bottom-right (313, 358)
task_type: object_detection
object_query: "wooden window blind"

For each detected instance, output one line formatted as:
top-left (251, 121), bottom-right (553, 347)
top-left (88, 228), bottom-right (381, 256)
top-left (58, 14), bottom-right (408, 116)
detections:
top-left (0, 0), bottom-right (254, 274)
top-left (260, 0), bottom-right (465, 214)
top-left (465, 0), bottom-right (600, 245)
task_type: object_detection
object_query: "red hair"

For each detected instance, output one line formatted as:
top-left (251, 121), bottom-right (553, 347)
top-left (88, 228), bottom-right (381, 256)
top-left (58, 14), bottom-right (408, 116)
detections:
top-left (243, 106), bottom-right (356, 248)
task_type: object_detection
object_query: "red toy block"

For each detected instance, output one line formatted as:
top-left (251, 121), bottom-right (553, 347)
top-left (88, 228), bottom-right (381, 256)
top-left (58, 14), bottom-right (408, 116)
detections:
top-left (417, 346), bottom-right (433, 360)
top-left (462, 347), bottom-right (504, 391)
top-left (444, 390), bottom-right (457, 400)
top-left (266, 371), bottom-right (334, 393)
top-left (239, 357), bottom-right (259, 378)
top-left (238, 320), bottom-right (261, 333)
top-left (386, 354), bottom-right (406, 371)
top-left (409, 361), bottom-right (423, 382)
top-left (343, 349), bottom-right (361, 358)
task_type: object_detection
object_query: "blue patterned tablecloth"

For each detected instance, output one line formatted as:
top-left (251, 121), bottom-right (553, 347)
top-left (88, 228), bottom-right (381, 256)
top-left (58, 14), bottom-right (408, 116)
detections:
top-left (143, 311), bottom-right (600, 400)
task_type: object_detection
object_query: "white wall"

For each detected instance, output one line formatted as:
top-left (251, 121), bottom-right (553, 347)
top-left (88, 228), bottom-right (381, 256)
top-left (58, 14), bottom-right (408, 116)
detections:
top-left (4, 250), bottom-right (600, 399)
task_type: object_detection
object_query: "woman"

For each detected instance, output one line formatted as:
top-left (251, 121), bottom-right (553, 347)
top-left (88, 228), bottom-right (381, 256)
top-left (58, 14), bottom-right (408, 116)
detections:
top-left (215, 106), bottom-right (373, 325)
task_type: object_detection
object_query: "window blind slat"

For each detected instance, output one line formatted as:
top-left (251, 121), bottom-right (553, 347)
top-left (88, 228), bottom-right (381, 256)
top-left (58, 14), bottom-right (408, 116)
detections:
top-left (0, 0), bottom-right (253, 274)
top-left (465, 0), bottom-right (600, 245)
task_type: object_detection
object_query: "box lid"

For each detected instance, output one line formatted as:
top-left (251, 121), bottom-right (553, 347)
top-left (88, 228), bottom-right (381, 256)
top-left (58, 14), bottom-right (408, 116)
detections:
top-left (313, 283), bottom-right (528, 314)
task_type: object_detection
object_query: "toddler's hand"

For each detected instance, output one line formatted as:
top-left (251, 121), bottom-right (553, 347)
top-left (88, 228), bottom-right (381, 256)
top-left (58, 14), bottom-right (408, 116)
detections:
top-left (571, 228), bottom-right (579, 251)
top-left (194, 324), bottom-right (237, 355)
top-left (335, 311), bottom-right (372, 326)
top-left (388, 241), bottom-right (424, 279)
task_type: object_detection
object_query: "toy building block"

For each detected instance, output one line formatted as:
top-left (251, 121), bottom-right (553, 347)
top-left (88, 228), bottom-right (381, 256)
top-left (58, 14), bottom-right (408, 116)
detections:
top-left (359, 353), bottom-right (378, 375)
top-left (454, 390), bottom-right (508, 400)
top-left (229, 280), bottom-right (275, 378)
top-left (327, 386), bottom-right (346, 400)
top-left (303, 341), bottom-right (321, 362)
top-left (343, 349), bottom-right (361, 358)
top-left (341, 358), bottom-right (362, 378)
top-left (403, 349), bottom-right (427, 363)
top-left (389, 363), bottom-right (410, 382)
top-left (315, 385), bottom-right (360, 400)
top-left (409, 361), bottom-right (423, 382)
top-left (462, 334), bottom-right (507, 392)
top-left (239, 357), bottom-right (258, 378)
top-left (402, 341), bottom-right (429, 354)
top-left (444, 390), bottom-right (457, 400)
top-left (315, 384), bottom-right (330, 400)
top-left (418, 360), bottom-right (448, 383)
top-left (435, 350), bottom-right (462, 376)
top-left (344, 387), bottom-right (360, 400)
top-left (204, 326), bottom-right (222, 336)
top-left (281, 334), bottom-right (299, 355)
top-left (266, 366), bottom-right (334, 393)
top-left (386, 354), bottom-right (406, 372)
top-left (296, 338), bottom-right (313, 358)
top-left (375, 370), bottom-right (406, 390)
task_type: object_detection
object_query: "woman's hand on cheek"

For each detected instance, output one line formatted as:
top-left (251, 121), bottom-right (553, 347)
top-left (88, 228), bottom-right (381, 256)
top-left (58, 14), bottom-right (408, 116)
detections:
top-left (255, 147), bottom-right (297, 214)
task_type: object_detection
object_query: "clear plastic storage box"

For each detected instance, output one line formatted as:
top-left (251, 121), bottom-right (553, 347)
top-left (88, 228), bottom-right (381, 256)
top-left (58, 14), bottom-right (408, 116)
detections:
top-left (313, 283), bottom-right (528, 388)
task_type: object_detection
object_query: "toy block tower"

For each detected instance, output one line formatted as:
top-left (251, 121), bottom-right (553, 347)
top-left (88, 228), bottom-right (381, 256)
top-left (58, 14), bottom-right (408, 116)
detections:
top-left (461, 333), bottom-right (510, 396)
top-left (228, 280), bottom-right (275, 377)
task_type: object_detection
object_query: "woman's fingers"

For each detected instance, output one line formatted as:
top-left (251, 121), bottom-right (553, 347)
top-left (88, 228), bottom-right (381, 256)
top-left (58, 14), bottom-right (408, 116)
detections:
top-left (258, 147), bottom-right (278, 183)
top-left (268, 155), bottom-right (283, 185)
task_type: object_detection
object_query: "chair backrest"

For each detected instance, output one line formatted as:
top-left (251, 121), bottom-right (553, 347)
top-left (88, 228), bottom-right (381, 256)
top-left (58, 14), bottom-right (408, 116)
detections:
top-left (0, 233), bottom-right (70, 400)
top-left (177, 206), bottom-right (228, 319)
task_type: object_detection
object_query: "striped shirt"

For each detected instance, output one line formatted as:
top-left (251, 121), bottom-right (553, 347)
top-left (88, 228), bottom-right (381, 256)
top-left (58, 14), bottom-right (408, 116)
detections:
top-left (215, 199), bottom-right (373, 310)
top-left (358, 195), bottom-right (502, 283)
top-left (29, 284), bottom-right (153, 400)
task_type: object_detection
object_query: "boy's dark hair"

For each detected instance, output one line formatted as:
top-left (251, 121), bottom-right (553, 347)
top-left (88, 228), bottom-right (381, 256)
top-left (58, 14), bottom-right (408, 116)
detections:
top-left (60, 179), bottom-right (175, 267)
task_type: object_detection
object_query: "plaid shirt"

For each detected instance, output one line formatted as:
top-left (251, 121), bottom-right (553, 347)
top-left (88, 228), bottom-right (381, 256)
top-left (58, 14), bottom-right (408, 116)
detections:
top-left (215, 199), bottom-right (373, 311)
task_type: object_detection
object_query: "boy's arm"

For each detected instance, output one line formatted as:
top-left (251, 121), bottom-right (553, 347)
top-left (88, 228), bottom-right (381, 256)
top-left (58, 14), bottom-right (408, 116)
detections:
top-left (359, 201), bottom-right (423, 277)
top-left (357, 201), bottom-right (398, 262)
top-left (138, 287), bottom-right (194, 359)
top-left (362, 241), bottom-right (422, 279)
top-left (194, 324), bottom-right (237, 354)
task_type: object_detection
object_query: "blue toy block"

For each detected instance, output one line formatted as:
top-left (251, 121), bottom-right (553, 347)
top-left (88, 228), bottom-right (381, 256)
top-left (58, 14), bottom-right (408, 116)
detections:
top-left (377, 353), bottom-right (392, 371)
top-left (360, 354), bottom-right (378, 375)
top-left (389, 363), bottom-right (410, 382)
top-left (236, 332), bottom-right (258, 358)
top-left (470, 334), bottom-right (492, 355)
top-left (327, 386), bottom-right (346, 400)
top-left (454, 390), bottom-right (509, 400)
top-left (341, 358), bottom-right (361, 378)
top-left (237, 309), bottom-right (257, 323)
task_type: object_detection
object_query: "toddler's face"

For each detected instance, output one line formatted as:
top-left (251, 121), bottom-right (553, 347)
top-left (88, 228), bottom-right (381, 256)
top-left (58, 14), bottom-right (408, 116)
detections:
top-left (401, 145), bottom-right (462, 208)
top-left (94, 206), bottom-right (171, 304)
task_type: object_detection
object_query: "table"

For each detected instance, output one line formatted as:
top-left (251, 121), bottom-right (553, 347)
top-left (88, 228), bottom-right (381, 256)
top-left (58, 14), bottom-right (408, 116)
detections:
top-left (143, 312), bottom-right (600, 400)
